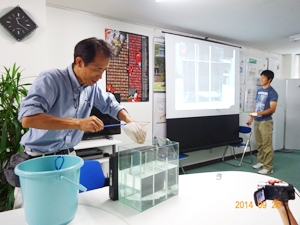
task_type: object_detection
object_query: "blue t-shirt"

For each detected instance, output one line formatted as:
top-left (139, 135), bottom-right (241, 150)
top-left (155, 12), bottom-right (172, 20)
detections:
top-left (254, 86), bottom-right (278, 121)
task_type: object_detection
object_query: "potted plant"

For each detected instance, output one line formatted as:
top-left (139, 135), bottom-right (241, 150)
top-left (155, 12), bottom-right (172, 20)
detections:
top-left (0, 63), bottom-right (31, 211)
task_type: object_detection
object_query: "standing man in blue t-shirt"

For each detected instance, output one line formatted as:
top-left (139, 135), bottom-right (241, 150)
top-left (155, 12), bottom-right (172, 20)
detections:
top-left (247, 70), bottom-right (278, 175)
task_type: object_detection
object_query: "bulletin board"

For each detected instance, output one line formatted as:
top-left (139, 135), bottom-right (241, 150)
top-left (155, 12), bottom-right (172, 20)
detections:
top-left (241, 56), bottom-right (268, 112)
top-left (153, 37), bottom-right (167, 138)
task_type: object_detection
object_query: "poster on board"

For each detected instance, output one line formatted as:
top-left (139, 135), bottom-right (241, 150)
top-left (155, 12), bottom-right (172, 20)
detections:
top-left (240, 55), bottom-right (246, 112)
top-left (268, 58), bottom-right (281, 78)
top-left (154, 37), bottom-right (166, 92)
top-left (152, 92), bottom-right (166, 138)
top-left (105, 29), bottom-right (149, 102)
top-left (240, 55), bottom-right (246, 85)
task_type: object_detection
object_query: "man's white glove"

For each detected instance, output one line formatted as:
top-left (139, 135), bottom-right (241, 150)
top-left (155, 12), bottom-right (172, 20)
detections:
top-left (122, 122), bottom-right (148, 144)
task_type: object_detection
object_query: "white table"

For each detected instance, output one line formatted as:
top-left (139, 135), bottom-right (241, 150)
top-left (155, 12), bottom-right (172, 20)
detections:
top-left (1, 172), bottom-right (299, 225)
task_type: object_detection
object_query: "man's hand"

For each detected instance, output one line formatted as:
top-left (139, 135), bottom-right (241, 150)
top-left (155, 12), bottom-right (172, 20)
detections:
top-left (246, 117), bottom-right (253, 126)
top-left (268, 180), bottom-right (289, 211)
top-left (268, 179), bottom-right (283, 185)
top-left (78, 116), bottom-right (104, 132)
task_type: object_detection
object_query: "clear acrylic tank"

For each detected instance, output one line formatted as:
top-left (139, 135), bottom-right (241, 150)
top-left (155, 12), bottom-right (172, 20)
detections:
top-left (118, 138), bottom-right (179, 212)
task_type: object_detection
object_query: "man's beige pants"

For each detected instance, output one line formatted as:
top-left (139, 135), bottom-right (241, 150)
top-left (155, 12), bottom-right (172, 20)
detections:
top-left (254, 120), bottom-right (274, 171)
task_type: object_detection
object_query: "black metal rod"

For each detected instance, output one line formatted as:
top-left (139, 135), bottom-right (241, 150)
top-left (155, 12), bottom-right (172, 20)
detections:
top-left (162, 31), bottom-right (241, 49)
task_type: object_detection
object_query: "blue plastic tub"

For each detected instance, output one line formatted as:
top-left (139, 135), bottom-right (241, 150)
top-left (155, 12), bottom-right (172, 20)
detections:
top-left (15, 155), bottom-right (87, 225)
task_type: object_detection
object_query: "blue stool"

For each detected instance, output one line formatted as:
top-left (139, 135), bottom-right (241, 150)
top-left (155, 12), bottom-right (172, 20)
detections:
top-left (179, 154), bottom-right (188, 174)
top-left (79, 160), bottom-right (105, 193)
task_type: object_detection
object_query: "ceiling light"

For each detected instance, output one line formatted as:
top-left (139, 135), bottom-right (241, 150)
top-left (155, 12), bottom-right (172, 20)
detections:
top-left (156, 0), bottom-right (178, 2)
top-left (289, 34), bottom-right (300, 42)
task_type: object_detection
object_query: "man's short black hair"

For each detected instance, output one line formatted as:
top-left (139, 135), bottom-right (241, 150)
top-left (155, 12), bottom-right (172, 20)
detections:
top-left (73, 37), bottom-right (115, 66)
top-left (260, 70), bottom-right (274, 82)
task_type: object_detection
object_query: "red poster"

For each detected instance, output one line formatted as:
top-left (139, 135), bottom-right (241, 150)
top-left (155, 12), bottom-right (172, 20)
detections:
top-left (105, 29), bottom-right (149, 102)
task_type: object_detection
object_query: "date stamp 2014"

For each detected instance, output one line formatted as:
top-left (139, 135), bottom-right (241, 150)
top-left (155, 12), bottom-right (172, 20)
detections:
top-left (235, 201), bottom-right (281, 209)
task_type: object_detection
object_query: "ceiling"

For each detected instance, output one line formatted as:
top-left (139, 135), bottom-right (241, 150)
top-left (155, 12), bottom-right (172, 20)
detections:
top-left (46, 0), bottom-right (300, 55)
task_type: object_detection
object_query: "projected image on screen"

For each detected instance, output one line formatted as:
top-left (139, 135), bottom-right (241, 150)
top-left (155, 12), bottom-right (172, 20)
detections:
top-left (166, 34), bottom-right (239, 119)
top-left (175, 41), bottom-right (235, 111)
top-left (165, 33), bottom-right (240, 152)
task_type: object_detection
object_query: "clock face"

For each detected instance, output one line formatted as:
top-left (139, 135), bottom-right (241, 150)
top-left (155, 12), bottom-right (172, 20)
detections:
top-left (0, 6), bottom-right (38, 41)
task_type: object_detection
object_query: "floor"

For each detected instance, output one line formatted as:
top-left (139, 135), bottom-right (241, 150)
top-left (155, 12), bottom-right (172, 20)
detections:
top-left (184, 150), bottom-right (300, 191)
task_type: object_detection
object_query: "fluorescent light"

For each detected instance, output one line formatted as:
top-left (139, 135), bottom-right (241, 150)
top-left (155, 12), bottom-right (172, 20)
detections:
top-left (289, 34), bottom-right (300, 42)
top-left (156, 0), bottom-right (176, 2)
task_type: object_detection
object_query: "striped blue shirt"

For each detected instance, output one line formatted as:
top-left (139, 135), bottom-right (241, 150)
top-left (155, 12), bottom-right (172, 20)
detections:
top-left (18, 64), bottom-right (125, 153)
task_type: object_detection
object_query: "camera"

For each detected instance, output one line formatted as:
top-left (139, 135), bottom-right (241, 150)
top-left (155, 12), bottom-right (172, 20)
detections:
top-left (254, 182), bottom-right (295, 206)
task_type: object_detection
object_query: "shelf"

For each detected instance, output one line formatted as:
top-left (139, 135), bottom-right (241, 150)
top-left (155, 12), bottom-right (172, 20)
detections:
top-left (74, 138), bottom-right (122, 150)
top-left (80, 155), bottom-right (110, 163)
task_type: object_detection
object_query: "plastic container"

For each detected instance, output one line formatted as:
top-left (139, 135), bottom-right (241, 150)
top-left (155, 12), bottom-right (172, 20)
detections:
top-left (15, 155), bottom-right (86, 225)
top-left (118, 138), bottom-right (179, 211)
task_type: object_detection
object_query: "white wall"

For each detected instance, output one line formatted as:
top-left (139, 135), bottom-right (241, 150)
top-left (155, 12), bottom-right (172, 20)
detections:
top-left (294, 54), bottom-right (300, 79)
top-left (282, 54), bottom-right (300, 79)
top-left (282, 55), bottom-right (293, 79)
top-left (0, 0), bottom-right (48, 84)
top-left (46, 6), bottom-right (154, 145)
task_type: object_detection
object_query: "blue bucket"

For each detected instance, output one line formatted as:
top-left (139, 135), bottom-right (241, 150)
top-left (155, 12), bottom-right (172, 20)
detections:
top-left (15, 155), bottom-right (87, 225)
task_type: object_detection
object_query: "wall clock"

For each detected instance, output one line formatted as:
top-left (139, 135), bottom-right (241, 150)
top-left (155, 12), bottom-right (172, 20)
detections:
top-left (0, 5), bottom-right (38, 42)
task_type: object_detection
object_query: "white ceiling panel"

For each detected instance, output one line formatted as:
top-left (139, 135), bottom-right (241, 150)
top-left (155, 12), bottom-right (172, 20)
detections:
top-left (46, 0), bottom-right (300, 54)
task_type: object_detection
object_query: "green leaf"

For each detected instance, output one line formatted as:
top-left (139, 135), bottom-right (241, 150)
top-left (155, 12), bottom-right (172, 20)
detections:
top-left (19, 87), bottom-right (28, 97)
top-left (7, 185), bottom-right (15, 210)
top-left (0, 121), bottom-right (7, 153)
top-left (5, 68), bottom-right (11, 82)
top-left (15, 93), bottom-right (20, 105)
top-left (11, 63), bottom-right (16, 79)
top-left (8, 86), bottom-right (13, 100)
top-left (3, 67), bottom-right (10, 77)
top-left (16, 72), bottom-right (21, 86)
top-left (18, 144), bottom-right (24, 153)
top-left (13, 121), bottom-right (21, 149)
